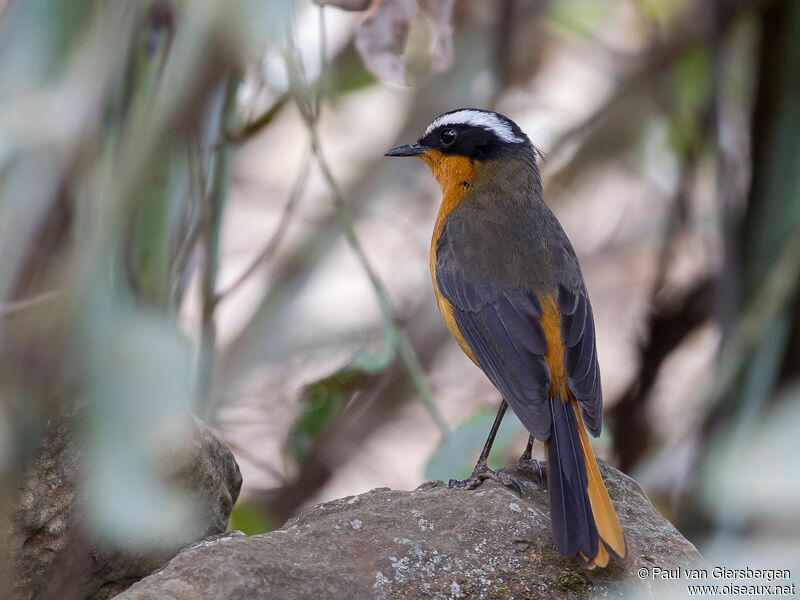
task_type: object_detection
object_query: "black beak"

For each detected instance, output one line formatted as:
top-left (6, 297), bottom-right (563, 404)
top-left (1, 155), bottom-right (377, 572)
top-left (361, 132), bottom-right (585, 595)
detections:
top-left (385, 143), bottom-right (428, 157)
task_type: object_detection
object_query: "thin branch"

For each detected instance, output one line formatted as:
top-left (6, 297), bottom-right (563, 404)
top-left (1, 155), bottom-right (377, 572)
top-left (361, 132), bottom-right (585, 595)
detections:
top-left (295, 99), bottom-right (448, 436)
top-left (263, 304), bottom-right (451, 522)
top-left (197, 73), bottom-right (240, 421)
top-left (221, 92), bottom-right (290, 146)
top-left (215, 17), bottom-right (320, 304)
top-left (221, 7), bottom-right (335, 147)
top-left (224, 438), bottom-right (287, 484)
top-left (608, 152), bottom-right (704, 471)
top-left (171, 138), bottom-right (209, 301)
top-left (695, 225), bottom-right (800, 429)
top-left (314, 6), bottom-right (327, 119)
top-left (0, 290), bottom-right (61, 316)
top-left (546, 0), bottom-right (773, 167)
top-left (215, 149), bottom-right (312, 303)
top-left (287, 9), bottom-right (447, 436)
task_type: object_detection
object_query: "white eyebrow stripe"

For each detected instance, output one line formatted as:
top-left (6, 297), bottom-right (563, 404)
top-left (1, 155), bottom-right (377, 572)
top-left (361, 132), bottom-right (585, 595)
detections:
top-left (423, 110), bottom-right (524, 143)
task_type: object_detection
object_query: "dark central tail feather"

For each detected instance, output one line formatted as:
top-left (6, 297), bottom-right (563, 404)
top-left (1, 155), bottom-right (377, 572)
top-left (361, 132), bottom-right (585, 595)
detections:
top-left (546, 395), bottom-right (599, 562)
top-left (546, 395), bottom-right (626, 568)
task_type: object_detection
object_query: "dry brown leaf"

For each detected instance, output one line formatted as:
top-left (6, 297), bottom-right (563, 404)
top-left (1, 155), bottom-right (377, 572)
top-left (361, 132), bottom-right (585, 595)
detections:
top-left (418, 0), bottom-right (454, 72)
top-left (313, 0), bottom-right (372, 10)
top-left (354, 0), bottom-right (417, 85)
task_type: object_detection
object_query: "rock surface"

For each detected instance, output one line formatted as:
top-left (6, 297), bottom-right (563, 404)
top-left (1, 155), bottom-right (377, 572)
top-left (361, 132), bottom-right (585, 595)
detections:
top-left (9, 413), bottom-right (242, 600)
top-left (115, 461), bottom-right (705, 599)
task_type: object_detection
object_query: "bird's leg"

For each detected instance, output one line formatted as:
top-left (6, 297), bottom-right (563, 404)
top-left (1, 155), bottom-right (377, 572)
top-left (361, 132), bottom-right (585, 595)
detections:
top-left (448, 400), bottom-right (523, 496)
top-left (517, 435), bottom-right (543, 483)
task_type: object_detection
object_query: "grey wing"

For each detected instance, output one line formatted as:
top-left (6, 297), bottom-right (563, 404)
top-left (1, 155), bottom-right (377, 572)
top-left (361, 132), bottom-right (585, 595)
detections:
top-left (558, 284), bottom-right (603, 436)
top-left (436, 235), bottom-right (554, 441)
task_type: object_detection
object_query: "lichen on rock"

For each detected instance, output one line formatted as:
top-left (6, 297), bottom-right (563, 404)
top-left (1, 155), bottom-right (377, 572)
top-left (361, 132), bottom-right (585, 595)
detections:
top-left (114, 460), bottom-right (706, 599)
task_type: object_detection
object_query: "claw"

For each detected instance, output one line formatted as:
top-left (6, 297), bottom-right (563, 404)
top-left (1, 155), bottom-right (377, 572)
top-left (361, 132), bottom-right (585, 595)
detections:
top-left (506, 473), bottom-right (523, 497)
top-left (448, 459), bottom-right (523, 497)
top-left (518, 457), bottom-right (543, 484)
top-left (517, 435), bottom-right (543, 484)
top-left (447, 477), bottom-right (470, 489)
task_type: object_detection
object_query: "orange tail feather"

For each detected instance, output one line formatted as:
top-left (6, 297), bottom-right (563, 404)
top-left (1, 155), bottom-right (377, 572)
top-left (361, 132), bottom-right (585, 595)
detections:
top-left (570, 399), bottom-right (626, 567)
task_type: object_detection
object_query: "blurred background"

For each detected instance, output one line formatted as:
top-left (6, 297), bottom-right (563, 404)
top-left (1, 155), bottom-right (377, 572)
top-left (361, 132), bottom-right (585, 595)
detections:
top-left (1, 0), bottom-right (799, 592)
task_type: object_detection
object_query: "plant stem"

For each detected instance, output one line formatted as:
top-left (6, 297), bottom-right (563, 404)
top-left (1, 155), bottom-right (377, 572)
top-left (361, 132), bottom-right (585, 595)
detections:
top-left (197, 72), bottom-right (240, 421)
top-left (300, 110), bottom-right (449, 437)
top-left (215, 148), bottom-right (311, 303)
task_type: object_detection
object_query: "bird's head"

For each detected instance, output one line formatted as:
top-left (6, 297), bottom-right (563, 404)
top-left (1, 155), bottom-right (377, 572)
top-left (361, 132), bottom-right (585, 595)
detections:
top-left (385, 108), bottom-right (540, 194)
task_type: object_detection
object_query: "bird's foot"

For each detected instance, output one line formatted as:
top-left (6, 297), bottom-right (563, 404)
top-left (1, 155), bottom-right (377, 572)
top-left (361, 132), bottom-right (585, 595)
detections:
top-left (517, 456), bottom-right (543, 484)
top-left (448, 459), bottom-right (522, 497)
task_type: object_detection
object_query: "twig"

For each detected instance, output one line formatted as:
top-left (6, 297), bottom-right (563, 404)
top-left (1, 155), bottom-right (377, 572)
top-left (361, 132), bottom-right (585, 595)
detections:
top-left (171, 138), bottom-right (209, 302)
top-left (224, 438), bottom-right (287, 483)
top-left (290, 9), bottom-right (447, 436)
top-left (695, 225), bottom-right (800, 428)
top-left (607, 151), bottom-right (705, 471)
top-left (214, 149), bottom-right (312, 303)
top-left (222, 92), bottom-right (290, 145)
top-left (314, 6), bottom-right (327, 119)
top-left (197, 73), bottom-right (240, 421)
top-left (296, 101), bottom-right (448, 436)
top-left (0, 290), bottom-right (61, 316)
top-left (221, 7), bottom-right (338, 147)
top-left (546, 0), bottom-right (773, 165)
top-left (264, 303), bottom-right (451, 522)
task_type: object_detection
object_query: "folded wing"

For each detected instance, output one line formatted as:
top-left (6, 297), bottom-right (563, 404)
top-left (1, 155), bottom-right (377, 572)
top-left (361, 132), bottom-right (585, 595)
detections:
top-left (436, 253), bottom-right (553, 440)
top-left (558, 285), bottom-right (603, 437)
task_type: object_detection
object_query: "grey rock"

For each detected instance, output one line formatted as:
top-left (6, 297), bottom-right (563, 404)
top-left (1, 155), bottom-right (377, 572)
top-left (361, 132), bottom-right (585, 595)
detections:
top-left (9, 413), bottom-right (242, 600)
top-left (115, 461), bottom-right (705, 599)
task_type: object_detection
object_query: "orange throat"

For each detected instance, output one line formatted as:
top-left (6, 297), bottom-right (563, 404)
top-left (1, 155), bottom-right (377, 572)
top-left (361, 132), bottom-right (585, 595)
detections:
top-left (424, 150), bottom-right (478, 364)
top-left (423, 150), bottom-right (477, 263)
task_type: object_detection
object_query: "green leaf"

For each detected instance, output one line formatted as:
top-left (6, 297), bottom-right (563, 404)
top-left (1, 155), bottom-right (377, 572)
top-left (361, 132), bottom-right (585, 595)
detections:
top-left (635, 0), bottom-right (690, 24)
top-left (288, 336), bottom-right (396, 462)
top-left (424, 407), bottom-right (526, 482)
top-left (547, 0), bottom-right (606, 36)
top-left (671, 48), bottom-right (712, 109)
top-left (228, 501), bottom-right (276, 535)
top-left (667, 47), bottom-right (711, 156)
top-left (328, 44), bottom-right (378, 95)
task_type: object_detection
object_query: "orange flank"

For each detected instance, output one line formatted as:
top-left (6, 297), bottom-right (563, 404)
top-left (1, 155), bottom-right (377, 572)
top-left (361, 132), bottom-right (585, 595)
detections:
top-left (434, 294), bottom-right (476, 365)
top-left (540, 294), bottom-right (569, 401)
top-left (541, 293), bottom-right (625, 569)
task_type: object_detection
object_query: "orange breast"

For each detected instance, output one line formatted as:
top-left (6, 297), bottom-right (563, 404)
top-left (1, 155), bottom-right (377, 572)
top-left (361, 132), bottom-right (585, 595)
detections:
top-left (425, 151), bottom-right (478, 364)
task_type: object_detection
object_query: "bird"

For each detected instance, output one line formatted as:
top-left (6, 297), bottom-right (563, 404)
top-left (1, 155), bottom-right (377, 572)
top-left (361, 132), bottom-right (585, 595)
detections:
top-left (385, 108), bottom-right (626, 569)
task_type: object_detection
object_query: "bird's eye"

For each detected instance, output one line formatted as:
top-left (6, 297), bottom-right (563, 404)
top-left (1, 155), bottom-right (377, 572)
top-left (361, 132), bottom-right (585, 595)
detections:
top-left (440, 128), bottom-right (457, 145)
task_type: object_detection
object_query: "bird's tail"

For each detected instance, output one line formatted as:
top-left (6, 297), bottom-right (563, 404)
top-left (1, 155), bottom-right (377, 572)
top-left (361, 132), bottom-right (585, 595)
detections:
top-left (545, 396), bottom-right (626, 569)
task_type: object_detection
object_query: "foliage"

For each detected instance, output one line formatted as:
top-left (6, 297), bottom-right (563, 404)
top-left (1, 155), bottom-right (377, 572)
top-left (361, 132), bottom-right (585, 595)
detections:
top-left (289, 341), bottom-right (395, 461)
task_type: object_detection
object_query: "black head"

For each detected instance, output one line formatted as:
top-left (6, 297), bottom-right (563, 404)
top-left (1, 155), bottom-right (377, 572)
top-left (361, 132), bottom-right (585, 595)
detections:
top-left (386, 108), bottom-right (532, 161)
